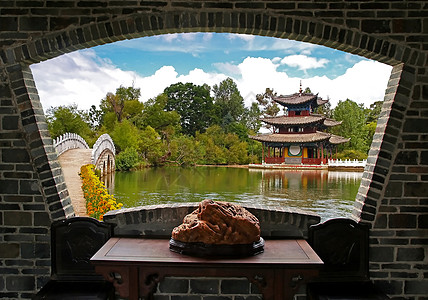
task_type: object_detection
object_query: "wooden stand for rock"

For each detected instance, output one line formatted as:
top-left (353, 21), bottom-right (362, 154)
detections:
top-left (169, 237), bottom-right (265, 258)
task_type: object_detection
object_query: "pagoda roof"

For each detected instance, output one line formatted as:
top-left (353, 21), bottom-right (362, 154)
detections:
top-left (324, 118), bottom-right (343, 127)
top-left (273, 93), bottom-right (328, 107)
top-left (260, 114), bottom-right (343, 127)
top-left (250, 131), bottom-right (349, 145)
top-left (261, 115), bottom-right (325, 126)
top-left (309, 114), bottom-right (343, 127)
top-left (250, 131), bottom-right (331, 143)
top-left (329, 134), bottom-right (351, 145)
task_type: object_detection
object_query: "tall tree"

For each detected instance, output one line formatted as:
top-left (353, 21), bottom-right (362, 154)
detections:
top-left (139, 93), bottom-right (181, 135)
top-left (243, 102), bottom-right (262, 133)
top-left (213, 78), bottom-right (246, 126)
top-left (46, 104), bottom-right (91, 139)
top-left (256, 88), bottom-right (280, 118)
top-left (256, 88), bottom-right (280, 132)
top-left (331, 99), bottom-right (369, 153)
top-left (366, 100), bottom-right (383, 123)
top-left (100, 85), bottom-right (142, 123)
top-left (164, 82), bottom-right (214, 136)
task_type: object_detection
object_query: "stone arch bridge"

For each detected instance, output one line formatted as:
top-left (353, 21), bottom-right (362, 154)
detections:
top-left (1, 1), bottom-right (428, 299)
top-left (53, 133), bottom-right (116, 176)
top-left (53, 133), bottom-right (115, 216)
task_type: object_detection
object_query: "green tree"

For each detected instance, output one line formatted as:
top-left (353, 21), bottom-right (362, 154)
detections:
top-left (164, 82), bottom-right (214, 136)
top-left (243, 102), bottom-right (262, 133)
top-left (256, 88), bottom-right (280, 118)
top-left (139, 126), bottom-right (165, 165)
top-left (224, 133), bottom-right (249, 164)
top-left (139, 93), bottom-right (181, 135)
top-left (88, 105), bottom-right (103, 130)
top-left (366, 100), bottom-right (383, 123)
top-left (195, 125), bottom-right (227, 164)
top-left (110, 119), bottom-right (140, 152)
top-left (46, 104), bottom-right (91, 139)
top-left (100, 85), bottom-right (142, 123)
top-left (331, 99), bottom-right (369, 153)
top-left (213, 78), bottom-right (246, 127)
top-left (169, 135), bottom-right (200, 166)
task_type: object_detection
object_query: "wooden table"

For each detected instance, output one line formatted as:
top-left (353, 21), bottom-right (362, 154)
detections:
top-left (91, 237), bottom-right (323, 300)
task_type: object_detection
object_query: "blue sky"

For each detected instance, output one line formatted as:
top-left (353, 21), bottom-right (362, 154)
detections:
top-left (95, 33), bottom-right (359, 78)
top-left (31, 33), bottom-right (392, 111)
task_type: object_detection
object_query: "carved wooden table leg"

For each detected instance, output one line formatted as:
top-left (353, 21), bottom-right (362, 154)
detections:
top-left (95, 265), bottom-right (138, 300)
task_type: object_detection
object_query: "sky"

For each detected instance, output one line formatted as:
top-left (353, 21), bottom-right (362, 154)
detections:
top-left (30, 32), bottom-right (393, 111)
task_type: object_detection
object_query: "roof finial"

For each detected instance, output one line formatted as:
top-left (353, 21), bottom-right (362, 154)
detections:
top-left (299, 80), bottom-right (303, 95)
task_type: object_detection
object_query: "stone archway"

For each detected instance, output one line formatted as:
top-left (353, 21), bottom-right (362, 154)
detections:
top-left (4, 11), bottom-right (410, 224)
top-left (1, 3), bottom-right (427, 299)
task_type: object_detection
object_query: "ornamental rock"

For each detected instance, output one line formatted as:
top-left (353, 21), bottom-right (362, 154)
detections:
top-left (172, 199), bottom-right (261, 245)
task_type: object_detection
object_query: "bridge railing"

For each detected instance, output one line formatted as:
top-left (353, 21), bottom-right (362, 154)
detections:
top-left (328, 159), bottom-right (367, 167)
top-left (53, 133), bottom-right (89, 156)
top-left (91, 133), bottom-right (116, 166)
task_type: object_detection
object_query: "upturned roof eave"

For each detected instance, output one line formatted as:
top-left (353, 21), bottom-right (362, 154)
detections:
top-left (260, 115), bottom-right (326, 126)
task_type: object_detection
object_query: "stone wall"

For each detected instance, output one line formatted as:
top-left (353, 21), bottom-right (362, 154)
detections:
top-left (103, 202), bottom-right (320, 238)
top-left (0, 1), bottom-right (428, 299)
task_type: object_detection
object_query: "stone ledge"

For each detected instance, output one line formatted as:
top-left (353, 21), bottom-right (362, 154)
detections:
top-left (103, 202), bottom-right (320, 239)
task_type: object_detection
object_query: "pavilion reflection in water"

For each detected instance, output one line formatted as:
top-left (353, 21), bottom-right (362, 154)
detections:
top-left (250, 169), bottom-right (362, 194)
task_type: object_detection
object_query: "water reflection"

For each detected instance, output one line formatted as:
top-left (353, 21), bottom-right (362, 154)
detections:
top-left (107, 167), bottom-right (362, 221)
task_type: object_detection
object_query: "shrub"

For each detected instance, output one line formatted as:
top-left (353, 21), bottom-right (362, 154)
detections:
top-left (336, 149), bottom-right (368, 160)
top-left (116, 147), bottom-right (140, 171)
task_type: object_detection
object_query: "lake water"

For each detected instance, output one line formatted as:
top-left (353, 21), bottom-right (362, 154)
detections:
top-left (107, 166), bottom-right (363, 221)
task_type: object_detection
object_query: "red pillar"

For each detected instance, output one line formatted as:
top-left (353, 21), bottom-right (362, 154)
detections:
top-left (321, 145), bottom-right (324, 164)
top-left (262, 144), bottom-right (265, 163)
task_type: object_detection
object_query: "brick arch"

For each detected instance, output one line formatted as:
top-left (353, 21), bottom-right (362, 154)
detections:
top-left (6, 11), bottom-right (421, 67)
top-left (2, 6), bottom-right (427, 298)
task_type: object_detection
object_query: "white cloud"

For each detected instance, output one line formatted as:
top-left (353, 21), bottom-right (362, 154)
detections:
top-left (281, 54), bottom-right (329, 70)
top-left (31, 49), bottom-right (392, 114)
top-left (226, 33), bottom-right (255, 42)
top-left (31, 50), bottom-right (227, 110)
top-left (270, 39), bottom-right (316, 54)
top-left (213, 62), bottom-right (242, 75)
top-left (31, 50), bottom-right (138, 110)
top-left (235, 58), bottom-right (391, 108)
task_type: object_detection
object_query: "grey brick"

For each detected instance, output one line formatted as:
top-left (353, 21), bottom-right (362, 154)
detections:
top-left (397, 247), bottom-right (425, 261)
top-left (0, 243), bottom-right (19, 258)
top-left (6, 276), bottom-right (35, 291)
top-left (405, 280), bottom-right (428, 294)
top-left (159, 277), bottom-right (189, 294)
top-left (190, 279), bottom-right (219, 294)
top-left (221, 279), bottom-right (250, 294)
top-left (370, 246), bottom-right (394, 262)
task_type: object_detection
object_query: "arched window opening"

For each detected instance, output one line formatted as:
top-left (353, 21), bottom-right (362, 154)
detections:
top-left (30, 32), bottom-right (392, 221)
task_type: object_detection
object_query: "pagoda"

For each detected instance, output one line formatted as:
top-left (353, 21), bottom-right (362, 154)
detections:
top-left (250, 86), bottom-right (349, 166)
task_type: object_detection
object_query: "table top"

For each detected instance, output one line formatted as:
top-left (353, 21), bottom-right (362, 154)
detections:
top-left (91, 237), bottom-right (323, 267)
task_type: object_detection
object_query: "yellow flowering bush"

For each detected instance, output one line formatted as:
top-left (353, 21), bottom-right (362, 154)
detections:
top-left (80, 164), bottom-right (123, 220)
